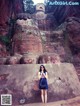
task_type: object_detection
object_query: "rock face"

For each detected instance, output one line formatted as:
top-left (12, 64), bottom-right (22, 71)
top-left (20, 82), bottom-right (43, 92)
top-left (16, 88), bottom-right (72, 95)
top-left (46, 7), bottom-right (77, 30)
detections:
top-left (13, 18), bottom-right (43, 62)
top-left (0, 1), bottom-right (80, 106)
top-left (0, 0), bottom-right (23, 35)
top-left (0, 0), bottom-right (24, 57)
top-left (65, 17), bottom-right (80, 63)
top-left (66, 17), bottom-right (80, 50)
top-left (0, 42), bottom-right (8, 57)
top-left (0, 64), bottom-right (80, 105)
top-left (0, 14), bottom-right (80, 64)
top-left (0, 1), bottom-right (80, 63)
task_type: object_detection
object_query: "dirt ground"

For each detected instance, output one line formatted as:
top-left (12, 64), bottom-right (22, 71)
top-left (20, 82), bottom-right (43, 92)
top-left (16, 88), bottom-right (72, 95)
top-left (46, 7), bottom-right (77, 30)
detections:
top-left (22, 96), bottom-right (80, 106)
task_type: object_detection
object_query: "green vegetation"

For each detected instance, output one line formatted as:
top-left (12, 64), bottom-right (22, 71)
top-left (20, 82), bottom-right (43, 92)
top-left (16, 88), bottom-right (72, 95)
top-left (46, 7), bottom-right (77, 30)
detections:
top-left (0, 36), bottom-right (10, 45)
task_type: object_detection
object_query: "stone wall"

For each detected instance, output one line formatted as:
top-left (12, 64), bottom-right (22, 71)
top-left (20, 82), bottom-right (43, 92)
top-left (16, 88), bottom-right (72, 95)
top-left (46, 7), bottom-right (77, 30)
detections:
top-left (0, 64), bottom-right (80, 105)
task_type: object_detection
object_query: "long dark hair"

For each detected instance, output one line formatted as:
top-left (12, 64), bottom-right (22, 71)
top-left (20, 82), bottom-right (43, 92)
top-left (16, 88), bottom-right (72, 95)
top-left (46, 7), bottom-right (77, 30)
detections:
top-left (39, 65), bottom-right (47, 73)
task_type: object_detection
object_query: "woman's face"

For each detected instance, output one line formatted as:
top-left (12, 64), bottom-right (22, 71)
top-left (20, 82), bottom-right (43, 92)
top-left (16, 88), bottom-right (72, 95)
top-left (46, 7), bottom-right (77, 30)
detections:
top-left (40, 66), bottom-right (44, 70)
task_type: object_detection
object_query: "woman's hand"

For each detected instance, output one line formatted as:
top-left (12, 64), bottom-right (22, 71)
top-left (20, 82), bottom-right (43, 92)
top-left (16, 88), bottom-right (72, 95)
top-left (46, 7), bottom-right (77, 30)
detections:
top-left (41, 72), bottom-right (45, 78)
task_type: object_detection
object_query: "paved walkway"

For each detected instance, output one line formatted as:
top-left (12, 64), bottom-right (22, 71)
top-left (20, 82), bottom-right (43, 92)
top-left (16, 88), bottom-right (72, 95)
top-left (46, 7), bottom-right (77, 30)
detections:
top-left (21, 96), bottom-right (80, 106)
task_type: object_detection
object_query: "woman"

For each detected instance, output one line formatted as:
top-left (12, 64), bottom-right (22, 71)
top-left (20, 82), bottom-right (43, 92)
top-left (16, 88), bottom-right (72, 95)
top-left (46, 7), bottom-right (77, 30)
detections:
top-left (38, 65), bottom-right (48, 103)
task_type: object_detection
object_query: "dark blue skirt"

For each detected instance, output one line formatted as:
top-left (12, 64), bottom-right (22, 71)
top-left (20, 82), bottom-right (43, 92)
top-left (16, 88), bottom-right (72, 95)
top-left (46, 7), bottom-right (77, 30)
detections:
top-left (39, 78), bottom-right (48, 89)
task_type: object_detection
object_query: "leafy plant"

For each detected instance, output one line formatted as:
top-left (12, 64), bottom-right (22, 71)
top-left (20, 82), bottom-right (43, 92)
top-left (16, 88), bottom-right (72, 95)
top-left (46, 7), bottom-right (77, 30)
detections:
top-left (0, 36), bottom-right (10, 45)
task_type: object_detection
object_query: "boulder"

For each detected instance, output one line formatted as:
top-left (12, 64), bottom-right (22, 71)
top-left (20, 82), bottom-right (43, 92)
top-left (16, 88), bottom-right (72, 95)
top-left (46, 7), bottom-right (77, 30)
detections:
top-left (6, 56), bottom-right (19, 65)
top-left (0, 57), bottom-right (7, 65)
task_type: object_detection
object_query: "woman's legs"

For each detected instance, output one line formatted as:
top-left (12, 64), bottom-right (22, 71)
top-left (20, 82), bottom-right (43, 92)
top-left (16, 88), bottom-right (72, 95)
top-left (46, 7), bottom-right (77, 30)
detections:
top-left (44, 90), bottom-right (47, 103)
top-left (41, 90), bottom-right (44, 103)
top-left (41, 89), bottom-right (48, 103)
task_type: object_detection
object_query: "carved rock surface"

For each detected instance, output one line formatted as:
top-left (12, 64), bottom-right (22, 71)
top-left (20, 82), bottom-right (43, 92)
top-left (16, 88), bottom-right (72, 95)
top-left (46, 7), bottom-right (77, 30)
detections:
top-left (13, 19), bottom-right (43, 55)
top-left (0, 42), bottom-right (9, 57)
top-left (66, 17), bottom-right (80, 49)
top-left (0, 64), bottom-right (80, 105)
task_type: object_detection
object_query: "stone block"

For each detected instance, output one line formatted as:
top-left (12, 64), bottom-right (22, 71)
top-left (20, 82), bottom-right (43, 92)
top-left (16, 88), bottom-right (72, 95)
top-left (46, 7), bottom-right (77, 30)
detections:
top-left (0, 64), bottom-right (80, 105)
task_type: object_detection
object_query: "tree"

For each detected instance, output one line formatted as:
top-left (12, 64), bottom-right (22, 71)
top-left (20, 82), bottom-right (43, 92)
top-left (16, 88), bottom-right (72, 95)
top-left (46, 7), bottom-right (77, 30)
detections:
top-left (23, 0), bottom-right (35, 13)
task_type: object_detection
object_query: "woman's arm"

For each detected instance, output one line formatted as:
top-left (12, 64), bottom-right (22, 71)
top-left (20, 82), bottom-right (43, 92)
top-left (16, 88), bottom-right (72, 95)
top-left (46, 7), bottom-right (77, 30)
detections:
top-left (38, 72), bottom-right (42, 79)
top-left (38, 72), bottom-right (48, 79)
top-left (43, 72), bottom-right (48, 79)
